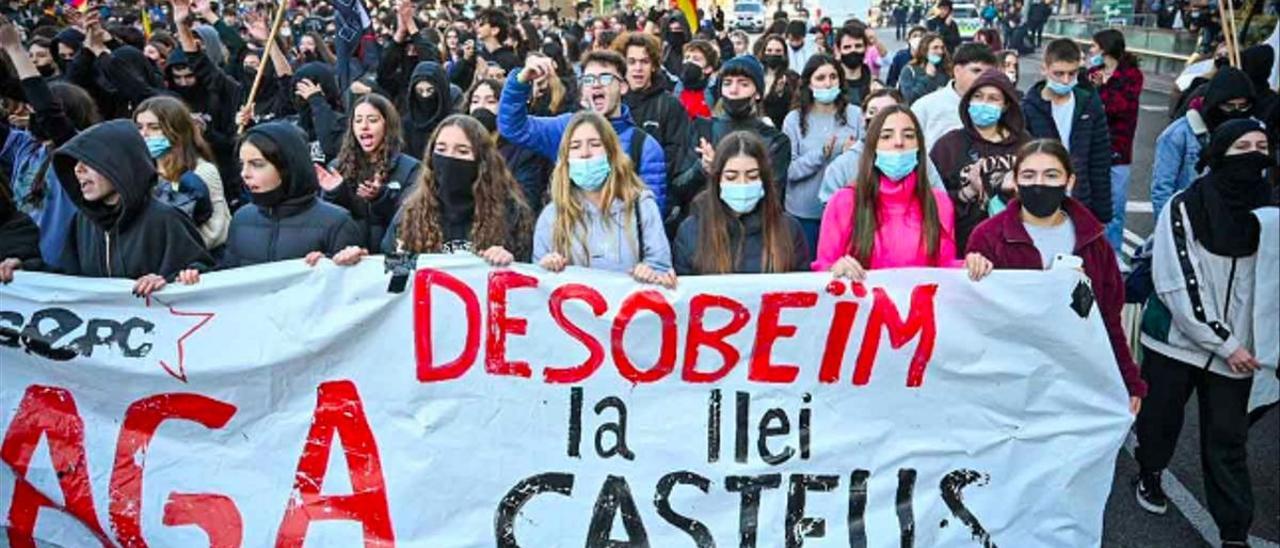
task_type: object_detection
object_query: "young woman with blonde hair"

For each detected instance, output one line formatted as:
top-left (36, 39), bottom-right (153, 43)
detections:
top-left (533, 111), bottom-right (673, 287)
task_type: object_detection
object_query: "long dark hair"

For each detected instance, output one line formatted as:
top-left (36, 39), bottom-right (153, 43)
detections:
top-left (794, 54), bottom-right (848, 136)
top-left (694, 131), bottom-right (796, 274)
top-left (396, 115), bottom-right (532, 256)
top-left (1092, 28), bottom-right (1139, 67)
top-left (849, 105), bottom-right (942, 264)
top-left (1012, 138), bottom-right (1074, 181)
top-left (335, 93), bottom-right (403, 187)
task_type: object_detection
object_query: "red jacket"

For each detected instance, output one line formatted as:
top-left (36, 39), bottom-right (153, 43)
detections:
top-left (966, 198), bottom-right (1148, 398)
top-left (1089, 62), bottom-right (1143, 165)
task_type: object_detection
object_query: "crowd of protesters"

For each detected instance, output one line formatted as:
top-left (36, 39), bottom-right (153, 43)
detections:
top-left (0, 0), bottom-right (1277, 544)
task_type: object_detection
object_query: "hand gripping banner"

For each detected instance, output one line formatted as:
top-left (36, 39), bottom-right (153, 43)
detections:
top-left (0, 256), bottom-right (1132, 547)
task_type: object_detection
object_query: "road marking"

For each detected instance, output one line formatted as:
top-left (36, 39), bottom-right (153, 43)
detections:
top-left (1128, 201), bottom-right (1155, 213)
top-left (1124, 433), bottom-right (1280, 548)
top-left (1125, 228), bottom-right (1147, 248)
top-left (1141, 104), bottom-right (1168, 112)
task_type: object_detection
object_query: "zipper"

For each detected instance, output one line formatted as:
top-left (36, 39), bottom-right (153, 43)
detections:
top-left (1202, 258), bottom-right (1238, 371)
top-left (268, 215), bottom-right (280, 260)
top-left (105, 231), bottom-right (113, 277)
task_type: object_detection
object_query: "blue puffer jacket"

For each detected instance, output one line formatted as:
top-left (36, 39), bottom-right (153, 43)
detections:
top-left (498, 71), bottom-right (668, 212)
top-left (1150, 110), bottom-right (1209, 219)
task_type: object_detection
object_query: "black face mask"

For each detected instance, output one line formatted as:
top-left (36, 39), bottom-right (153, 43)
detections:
top-left (472, 108), bottom-right (498, 133)
top-left (1214, 152), bottom-right (1275, 199)
top-left (1204, 105), bottom-right (1252, 129)
top-left (1018, 184), bottom-right (1067, 218)
top-left (251, 184), bottom-right (288, 208)
top-left (762, 55), bottom-right (787, 71)
top-left (37, 64), bottom-right (57, 77)
top-left (722, 96), bottom-right (754, 119)
top-left (668, 31), bottom-right (687, 48)
top-left (841, 52), bottom-right (865, 70)
top-left (433, 153), bottom-right (479, 221)
top-left (680, 62), bottom-right (707, 90)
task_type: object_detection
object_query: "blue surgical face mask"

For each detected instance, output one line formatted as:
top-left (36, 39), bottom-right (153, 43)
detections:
top-left (145, 136), bottom-right (172, 159)
top-left (874, 148), bottom-right (919, 181)
top-left (927, 53), bottom-right (943, 65)
top-left (1087, 54), bottom-right (1104, 68)
top-left (568, 154), bottom-right (611, 191)
top-left (812, 86), bottom-right (840, 104)
top-left (968, 101), bottom-right (1004, 128)
top-left (1046, 78), bottom-right (1076, 96)
top-left (720, 180), bottom-right (765, 213)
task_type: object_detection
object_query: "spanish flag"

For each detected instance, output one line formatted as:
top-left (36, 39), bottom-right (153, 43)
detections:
top-left (141, 6), bottom-right (152, 39)
top-left (675, 0), bottom-right (699, 33)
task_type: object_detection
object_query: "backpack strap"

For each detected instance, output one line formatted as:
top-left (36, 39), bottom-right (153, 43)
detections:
top-left (634, 197), bottom-right (645, 262)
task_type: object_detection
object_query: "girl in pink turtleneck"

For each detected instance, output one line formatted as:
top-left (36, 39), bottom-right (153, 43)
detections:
top-left (813, 105), bottom-right (981, 279)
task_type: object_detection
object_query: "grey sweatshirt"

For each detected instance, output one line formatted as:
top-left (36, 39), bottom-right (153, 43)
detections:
top-left (532, 191), bottom-right (672, 273)
top-left (782, 104), bottom-right (864, 220)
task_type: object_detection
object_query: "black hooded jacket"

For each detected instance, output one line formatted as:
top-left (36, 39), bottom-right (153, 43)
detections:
top-left (100, 46), bottom-right (168, 112)
top-left (287, 62), bottom-right (346, 164)
top-left (221, 123), bottom-right (363, 269)
top-left (1240, 46), bottom-right (1279, 141)
top-left (403, 62), bottom-right (454, 158)
top-left (52, 120), bottom-right (213, 279)
top-left (0, 195), bottom-right (42, 271)
top-left (167, 47), bottom-right (244, 204)
top-left (625, 83), bottom-right (692, 184)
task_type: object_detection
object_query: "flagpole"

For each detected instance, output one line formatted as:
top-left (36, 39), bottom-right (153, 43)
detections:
top-left (239, 0), bottom-right (289, 134)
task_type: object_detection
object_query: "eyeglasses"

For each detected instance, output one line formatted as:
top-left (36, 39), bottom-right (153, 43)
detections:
top-left (579, 73), bottom-right (620, 87)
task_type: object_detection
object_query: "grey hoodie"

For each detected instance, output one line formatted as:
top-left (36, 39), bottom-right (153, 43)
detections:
top-left (532, 191), bottom-right (671, 273)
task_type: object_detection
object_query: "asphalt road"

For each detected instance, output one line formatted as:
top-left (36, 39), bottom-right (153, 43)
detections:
top-left (865, 30), bottom-right (1280, 548)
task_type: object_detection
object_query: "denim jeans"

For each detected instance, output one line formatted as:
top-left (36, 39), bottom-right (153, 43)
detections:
top-left (1105, 164), bottom-right (1131, 253)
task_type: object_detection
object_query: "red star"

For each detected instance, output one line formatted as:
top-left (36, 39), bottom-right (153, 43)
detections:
top-left (146, 296), bottom-right (215, 383)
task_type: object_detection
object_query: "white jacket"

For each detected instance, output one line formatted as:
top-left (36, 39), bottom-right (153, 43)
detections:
top-left (1140, 194), bottom-right (1277, 378)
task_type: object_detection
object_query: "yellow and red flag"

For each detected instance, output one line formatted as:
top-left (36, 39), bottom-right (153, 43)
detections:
top-left (675, 0), bottom-right (699, 33)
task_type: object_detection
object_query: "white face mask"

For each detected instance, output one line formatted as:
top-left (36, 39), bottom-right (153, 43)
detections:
top-left (908, 37), bottom-right (921, 52)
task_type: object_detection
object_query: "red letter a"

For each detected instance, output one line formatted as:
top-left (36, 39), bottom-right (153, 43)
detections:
top-left (276, 380), bottom-right (394, 547)
top-left (1, 385), bottom-right (111, 548)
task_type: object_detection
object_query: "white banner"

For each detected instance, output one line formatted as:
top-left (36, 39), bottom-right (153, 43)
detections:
top-left (0, 256), bottom-right (1132, 547)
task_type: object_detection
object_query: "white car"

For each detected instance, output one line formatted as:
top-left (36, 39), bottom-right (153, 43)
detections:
top-left (732, 2), bottom-right (766, 32)
top-left (952, 3), bottom-right (983, 40)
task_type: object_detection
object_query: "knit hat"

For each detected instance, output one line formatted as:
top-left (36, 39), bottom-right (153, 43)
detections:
top-left (720, 55), bottom-right (765, 95)
top-left (1197, 118), bottom-right (1267, 172)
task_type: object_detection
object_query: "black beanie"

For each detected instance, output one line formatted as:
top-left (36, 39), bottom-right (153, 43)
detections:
top-left (1196, 118), bottom-right (1266, 172)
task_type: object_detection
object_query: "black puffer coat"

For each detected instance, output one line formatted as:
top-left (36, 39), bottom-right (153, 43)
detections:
top-left (221, 123), bottom-right (363, 268)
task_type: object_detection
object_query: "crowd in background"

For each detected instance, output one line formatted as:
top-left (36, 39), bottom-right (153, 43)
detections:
top-left (0, 1), bottom-right (1277, 545)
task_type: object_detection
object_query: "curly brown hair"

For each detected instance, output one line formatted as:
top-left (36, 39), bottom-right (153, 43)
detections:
top-left (334, 94), bottom-right (402, 189)
top-left (395, 114), bottom-right (533, 257)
